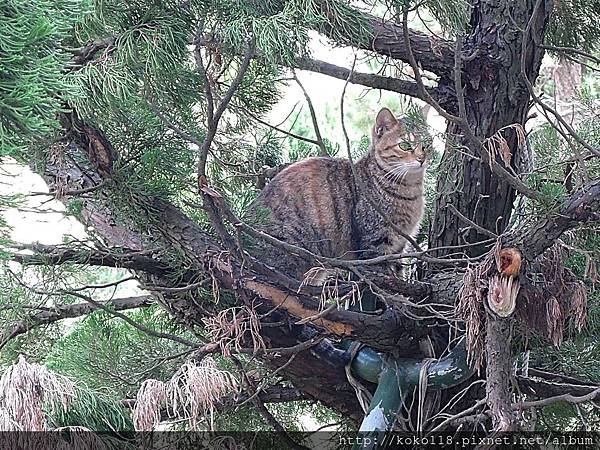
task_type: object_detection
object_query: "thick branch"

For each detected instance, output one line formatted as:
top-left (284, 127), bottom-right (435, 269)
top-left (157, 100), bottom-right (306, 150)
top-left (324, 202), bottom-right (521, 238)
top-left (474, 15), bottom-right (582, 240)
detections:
top-left (195, 34), bottom-right (438, 100)
top-left (313, 1), bottom-right (454, 76)
top-left (485, 317), bottom-right (519, 431)
top-left (293, 57), bottom-right (437, 100)
top-left (509, 180), bottom-right (600, 261)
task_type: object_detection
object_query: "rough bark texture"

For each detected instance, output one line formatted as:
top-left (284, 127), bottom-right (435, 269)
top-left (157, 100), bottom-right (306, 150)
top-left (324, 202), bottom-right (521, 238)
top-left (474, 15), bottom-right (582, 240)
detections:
top-left (510, 180), bottom-right (600, 262)
top-left (430, 0), bottom-right (553, 257)
top-left (485, 316), bottom-right (519, 431)
top-left (39, 138), bottom-right (599, 425)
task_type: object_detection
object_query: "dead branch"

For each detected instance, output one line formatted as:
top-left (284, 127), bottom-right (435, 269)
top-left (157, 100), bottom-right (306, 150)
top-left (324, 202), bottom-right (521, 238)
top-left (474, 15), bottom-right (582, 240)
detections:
top-left (485, 317), bottom-right (519, 431)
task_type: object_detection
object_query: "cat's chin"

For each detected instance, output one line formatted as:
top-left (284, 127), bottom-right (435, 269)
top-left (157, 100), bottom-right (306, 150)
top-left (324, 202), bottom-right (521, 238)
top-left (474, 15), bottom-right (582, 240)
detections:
top-left (407, 165), bottom-right (426, 176)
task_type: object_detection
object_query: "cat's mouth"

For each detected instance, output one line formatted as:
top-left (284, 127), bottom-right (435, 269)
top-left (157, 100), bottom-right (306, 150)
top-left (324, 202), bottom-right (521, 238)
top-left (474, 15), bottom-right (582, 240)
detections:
top-left (406, 161), bottom-right (427, 172)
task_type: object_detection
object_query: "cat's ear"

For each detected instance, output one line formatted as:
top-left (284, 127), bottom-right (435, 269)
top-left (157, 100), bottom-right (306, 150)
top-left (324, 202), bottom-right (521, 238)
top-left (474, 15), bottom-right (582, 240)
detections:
top-left (374, 108), bottom-right (400, 138)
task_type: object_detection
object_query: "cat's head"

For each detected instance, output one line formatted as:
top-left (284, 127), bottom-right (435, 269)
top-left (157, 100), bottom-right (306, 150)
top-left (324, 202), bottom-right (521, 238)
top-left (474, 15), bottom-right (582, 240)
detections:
top-left (371, 108), bottom-right (428, 180)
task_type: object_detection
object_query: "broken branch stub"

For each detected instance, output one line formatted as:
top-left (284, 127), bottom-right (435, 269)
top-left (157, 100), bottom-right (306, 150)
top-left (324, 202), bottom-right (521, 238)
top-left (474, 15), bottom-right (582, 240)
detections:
top-left (458, 245), bottom-right (523, 368)
top-left (487, 248), bottom-right (522, 318)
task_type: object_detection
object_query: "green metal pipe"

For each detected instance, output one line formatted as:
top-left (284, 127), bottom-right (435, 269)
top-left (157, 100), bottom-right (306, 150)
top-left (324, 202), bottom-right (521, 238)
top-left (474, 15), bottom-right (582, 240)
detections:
top-left (354, 362), bottom-right (409, 450)
top-left (348, 337), bottom-right (474, 450)
top-left (344, 337), bottom-right (473, 386)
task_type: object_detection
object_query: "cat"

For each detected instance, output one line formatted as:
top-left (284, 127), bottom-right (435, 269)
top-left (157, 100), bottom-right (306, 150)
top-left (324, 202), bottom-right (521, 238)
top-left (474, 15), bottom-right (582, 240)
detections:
top-left (247, 107), bottom-right (427, 282)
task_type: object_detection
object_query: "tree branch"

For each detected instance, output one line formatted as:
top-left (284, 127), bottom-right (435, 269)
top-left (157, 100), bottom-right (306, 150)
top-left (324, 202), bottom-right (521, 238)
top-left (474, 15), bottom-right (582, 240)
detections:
top-left (194, 37), bottom-right (256, 178)
top-left (194, 35), bottom-right (440, 100)
top-left (510, 179), bottom-right (600, 261)
top-left (516, 387), bottom-right (600, 410)
top-left (10, 243), bottom-right (170, 276)
top-left (65, 291), bottom-right (199, 348)
top-left (293, 57), bottom-right (437, 101)
top-left (312, 1), bottom-right (454, 76)
top-left (517, 375), bottom-right (600, 399)
top-left (292, 70), bottom-right (328, 157)
top-left (69, 36), bottom-right (117, 69)
top-left (0, 295), bottom-right (154, 350)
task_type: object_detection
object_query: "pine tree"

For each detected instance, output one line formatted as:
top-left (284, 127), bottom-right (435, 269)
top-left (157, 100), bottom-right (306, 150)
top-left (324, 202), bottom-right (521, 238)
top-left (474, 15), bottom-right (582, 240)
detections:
top-left (1, 0), bottom-right (599, 442)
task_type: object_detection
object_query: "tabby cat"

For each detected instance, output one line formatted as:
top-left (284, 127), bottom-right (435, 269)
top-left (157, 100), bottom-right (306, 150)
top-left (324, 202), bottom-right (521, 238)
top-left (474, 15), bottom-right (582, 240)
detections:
top-left (248, 108), bottom-right (427, 281)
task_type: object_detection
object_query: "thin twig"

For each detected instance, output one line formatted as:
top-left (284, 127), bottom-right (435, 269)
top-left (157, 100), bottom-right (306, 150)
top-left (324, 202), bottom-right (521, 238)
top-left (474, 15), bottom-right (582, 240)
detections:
top-left (539, 44), bottom-right (600, 66)
top-left (148, 99), bottom-right (203, 147)
top-left (515, 387), bottom-right (600, 410)
top-left (30, 181), bottom-right (107, 197)
top-left (66, 291), bottom-right (199, 348)
top-left (447, 204), bottom-right (498, 238)
top-left (195, 37), bottom-right (256, 178)
top-left (237, 106), bottom-right (321, 146)
top-left (292, 70), bottom-right (328, 156)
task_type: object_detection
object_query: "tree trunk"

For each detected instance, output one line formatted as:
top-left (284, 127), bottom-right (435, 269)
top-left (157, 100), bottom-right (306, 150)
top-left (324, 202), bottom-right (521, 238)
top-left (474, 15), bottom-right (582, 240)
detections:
top-left (430, 0), bottom-right (552, 256)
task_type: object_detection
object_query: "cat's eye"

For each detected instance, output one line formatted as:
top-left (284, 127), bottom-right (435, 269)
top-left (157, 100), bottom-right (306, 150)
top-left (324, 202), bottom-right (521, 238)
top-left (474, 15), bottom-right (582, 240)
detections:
top-left (398, 142), bottom-right (412, 152)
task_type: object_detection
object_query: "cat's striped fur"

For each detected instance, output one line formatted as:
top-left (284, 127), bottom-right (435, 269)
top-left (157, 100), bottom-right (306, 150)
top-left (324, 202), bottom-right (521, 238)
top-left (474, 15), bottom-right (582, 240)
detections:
top-left (248, 108), bottom-right (427, 281)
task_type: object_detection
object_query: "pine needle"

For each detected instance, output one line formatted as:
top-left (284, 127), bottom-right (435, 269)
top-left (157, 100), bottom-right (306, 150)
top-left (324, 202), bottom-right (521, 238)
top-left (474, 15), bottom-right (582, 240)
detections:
top-left (0, 355), bottom-right (75, 430)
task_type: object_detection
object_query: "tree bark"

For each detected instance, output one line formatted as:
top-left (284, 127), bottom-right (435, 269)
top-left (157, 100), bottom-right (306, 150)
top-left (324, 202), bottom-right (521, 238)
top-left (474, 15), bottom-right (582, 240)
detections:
top-left (485, 316), bottom-right (519, 431)
top-left (35, 138), bottom-right (598, 424)
top-left (430, 0), bottom-right (553, 257)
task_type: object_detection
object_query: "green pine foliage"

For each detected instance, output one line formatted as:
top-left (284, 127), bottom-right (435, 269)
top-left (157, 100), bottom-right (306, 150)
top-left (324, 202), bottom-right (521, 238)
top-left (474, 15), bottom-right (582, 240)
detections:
top-left (49, 386), bottom-right (134, 432)
top-left (547, 0), bottom-right (600, 52)
top-left (46, 308), bottom-right (192, 398)
top-left (0, 0), bottom-right (85, 158)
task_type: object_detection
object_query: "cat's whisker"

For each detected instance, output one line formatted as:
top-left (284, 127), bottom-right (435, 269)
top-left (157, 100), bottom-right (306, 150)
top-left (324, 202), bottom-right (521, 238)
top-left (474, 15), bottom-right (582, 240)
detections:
top-left (390, 166), bottom-right (409, 184)
top-left (390, 168), bottom-right (403, 184)
top-left (393, 171), bottom-right (407, 185)
top-left (382, 165), bottom-right (399, 182)
top-left (383, 163), bottom-right (407, 183)
top-left (397, 169), bottom-right (410, 185)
